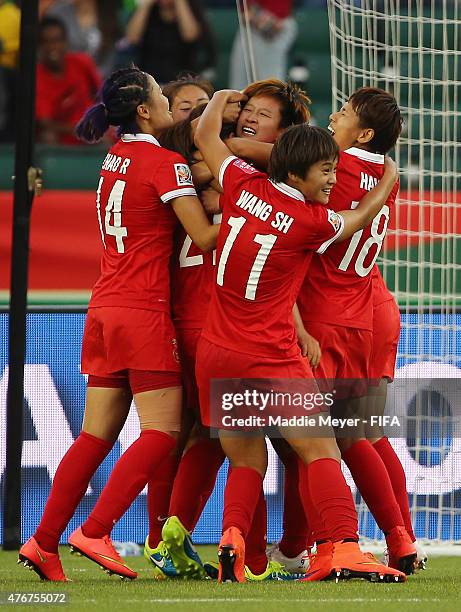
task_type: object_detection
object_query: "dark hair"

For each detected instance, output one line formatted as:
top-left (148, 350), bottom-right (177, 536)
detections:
top-left (162, 73), bottom-right (214, 107)
top-left (160, 102), bottom-right (234, 164)
top-left (349, 87), bottom-right (403, 154)
top-left (242, 79), bottom-right (311, 128)
top-left (269, 125), bottom-right (339, 183)
top-left (39, 16), bottom-right (68, 40)
top-left (75, 67), bottom-right (149, 143)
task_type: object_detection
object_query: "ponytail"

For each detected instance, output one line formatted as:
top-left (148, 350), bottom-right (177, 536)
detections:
top-left (75, 66), bottom-right (149, 143)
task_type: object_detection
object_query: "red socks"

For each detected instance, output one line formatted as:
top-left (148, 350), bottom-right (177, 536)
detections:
top-left (147, 453), bottom-right (180, 548)
top-left (342, 439), bottom-right (405, 534)
top-left (307, 458), bottom-right (358, 542)
top-left (83, 430), bottom-right (175, 538)
top-left (279, 452), bottom-right (310, 558)
top-left (222, 466), bottom-right (262, 539)
top-left (244, 488), bottom-right (268, 575)
top-left (373, 437), bottom-right (416, 541)
top-left (169, 439), bottom-right (225, 532)
top-left (34, 432), bottom-right (113, 553)
top-left (298, 460), bottom-right (329, 545)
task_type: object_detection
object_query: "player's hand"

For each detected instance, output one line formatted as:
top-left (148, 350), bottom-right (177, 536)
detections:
top-left (297, 329), bottom-right (321, 368)
top-left (215, 90), bottom-right (247, 123)
top-left (384, 155), bottom-right (398, 180)
top-left (200, 187), bottom-right (222, 214)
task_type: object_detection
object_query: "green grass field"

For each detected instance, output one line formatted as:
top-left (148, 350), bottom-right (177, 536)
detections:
top-left (1, 546), bottom-right (461, 611)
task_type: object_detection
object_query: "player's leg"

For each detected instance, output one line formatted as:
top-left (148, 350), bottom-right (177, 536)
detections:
top-left (69, 372), bottom-right (181, 579)
top-left (19, 383), bottom-right (131, 581)
top-left (218, 432), bottom-right (267, 583)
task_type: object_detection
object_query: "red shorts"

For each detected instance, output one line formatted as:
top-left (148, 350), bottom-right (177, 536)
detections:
top-left (369, 298), bottom-right (400, 381)
top-left (81, 307), bottom-right (181, 377)
top-left (304, 321), bottom-right (372, 398)
top-left (196, 337), bottom-right (314, 427)
top-left (176, 327), bottom-right (202, 418)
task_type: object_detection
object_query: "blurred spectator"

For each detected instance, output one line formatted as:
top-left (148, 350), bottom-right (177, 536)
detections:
top-left (229, 0), bottom-right (297, 90)
top-left (124, 0), bottom-right (217, 85)
top-left (36, 17), bottom-right (101, 145)
top-left (162, 73), bottom-right (214, 122)
top-left (0, 0), bottom-right (20, 141)
top-left (45, 0), bottom-right (122, 75)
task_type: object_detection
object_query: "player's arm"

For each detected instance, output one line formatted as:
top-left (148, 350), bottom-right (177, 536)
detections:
top-left (194, 89), bottom-right (246, 183)
top-left (171, 195), bottom-right (219, 252)
top-left (293, 303), bottom-right (321, 367)
top-left (337, 157), bottom-right (397, 240)
top-left (225, 138), bottom-right (273, 171)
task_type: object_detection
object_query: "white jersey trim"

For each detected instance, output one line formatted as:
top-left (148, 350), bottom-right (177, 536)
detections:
top-left (316, 212), bottom-right (345, 254)
top-left (344, 147), bottom-right (384, 164)
top-left (161, 187), bottom-right (197, 203)
top-left (121, 133), bottom-right (161, 147)
top-left (219, 155), bottom-right (238, 189)
top-left (269, 180), bottom-right (305, 202)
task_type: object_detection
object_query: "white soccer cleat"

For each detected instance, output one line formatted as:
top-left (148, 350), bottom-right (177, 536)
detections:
top-left (266, 542), bottom-right (310, 574)
top-left (414, 541), bottom-right (428, 570)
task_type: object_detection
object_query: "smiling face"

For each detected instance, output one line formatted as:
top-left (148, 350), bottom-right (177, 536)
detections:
top-left (289, 158), bottom-right (338, 204)
top-left (328, 101), bottom-right (374, 152)
top-left (170, 84), bottom-right (211, 123)
top-left (236, 95), bottom-right (284, 143)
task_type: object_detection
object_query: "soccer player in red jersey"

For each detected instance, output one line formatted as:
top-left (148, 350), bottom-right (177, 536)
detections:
top-left (193, 89), bottom-right (405, 583)
top-left (142, 81), bottom-right (313, 580)
top-left (18, 67), bottom-right (224, 582)
top-left (296, 88), bottom-right (417, 575)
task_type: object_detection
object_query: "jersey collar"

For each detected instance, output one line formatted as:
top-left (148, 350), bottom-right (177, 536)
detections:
top-left (269, 179), bottom-right (305, 202)
top-left (344, 147), bottom-right (384, 164)
top-left (121, 133), bottom-right (161, 147)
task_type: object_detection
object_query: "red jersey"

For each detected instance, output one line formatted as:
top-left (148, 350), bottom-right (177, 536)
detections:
top-left (170, 214), bottom-right (220, 330)
top-left (297, 147), bottom-right (399, 331)
top-left (89, 133), bottom-right (197, 312)
top-left (36, 52), bottom-right (101, 145)
top-left (202, 156), bottom-right (344, 358)
top-left (372, 264), bottom-right (394, 306)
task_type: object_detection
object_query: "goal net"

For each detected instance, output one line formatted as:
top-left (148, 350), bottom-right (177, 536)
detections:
top-left (327, 0), bottom-right (461, 551)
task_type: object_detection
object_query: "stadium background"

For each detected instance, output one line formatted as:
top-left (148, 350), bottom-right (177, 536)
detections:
top-left (1, 4), bottom-right (460, 546)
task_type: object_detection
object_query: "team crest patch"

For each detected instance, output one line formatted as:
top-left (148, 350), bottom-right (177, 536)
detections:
top-left (327, 210), bottom-right (342, 232)
top-left (234, 159), bottom-right (257, 174)
top-left (174, 163), bottom-right (193, 186)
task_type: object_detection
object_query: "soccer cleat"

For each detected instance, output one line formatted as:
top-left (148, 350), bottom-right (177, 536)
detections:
top-left (414, 540), bottom-right (428, 570)
top-left (18, 537), bottom-right (68, 582)
top-left (144, 537), bottom-right (178, 579)
top-left (385, 526), bottom-right (417, 575)
top-left (218, 527), bottom-right (245, 583)
top-left (299, 541), bottom-right (333, 582)
top-left (203, 560), bottom-right (219, 580)
top-left (68, 527), bottom-right (137, 580)
top-left (266, 542), bottom-right (310, 574)
top-left (331, 541), bottom-right (406, 583)
top-left (245, 559), bottom-right (303, 581)
top-left (161, 516), bottom-right (206, 579)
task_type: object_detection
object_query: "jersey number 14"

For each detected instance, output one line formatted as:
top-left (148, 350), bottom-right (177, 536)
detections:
top-left (96, 177), bottom-right (127, 253)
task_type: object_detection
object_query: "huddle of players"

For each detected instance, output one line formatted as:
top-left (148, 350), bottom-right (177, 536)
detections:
top-left (18, 68), bottom-right (423, 584)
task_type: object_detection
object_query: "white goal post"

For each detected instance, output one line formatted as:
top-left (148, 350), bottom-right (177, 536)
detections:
top-left (327, 0), bottom-right (461, 551)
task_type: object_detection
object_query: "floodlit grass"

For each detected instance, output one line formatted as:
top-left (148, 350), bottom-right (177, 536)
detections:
top-left (1, 546), bottom-right (460, 611)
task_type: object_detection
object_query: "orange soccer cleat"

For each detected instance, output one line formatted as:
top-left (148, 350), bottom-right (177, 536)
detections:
top-left (386, 526), bottom-right (417, 575)
top-left (331, 541), bottom-right (406, 583)
top-left (18, 537), bottom-right (68, 582)
top-left (68, 527), bottom-right (137, 580)
top-left (218, 527), bottom-right (245, 583)
top-left (299, 541), bottom-right (334, 582)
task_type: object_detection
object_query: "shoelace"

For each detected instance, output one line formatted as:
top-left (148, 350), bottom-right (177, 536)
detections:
top-left (102, 535), bottom-right (121, 560)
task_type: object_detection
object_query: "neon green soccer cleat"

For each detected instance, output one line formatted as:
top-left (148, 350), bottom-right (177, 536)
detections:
top-left (143, 537), bottom-right (178, 579)
top-left (244, 560), bottom-right (303, 581)
top-left (161, 516), bottom-right (206, 579)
